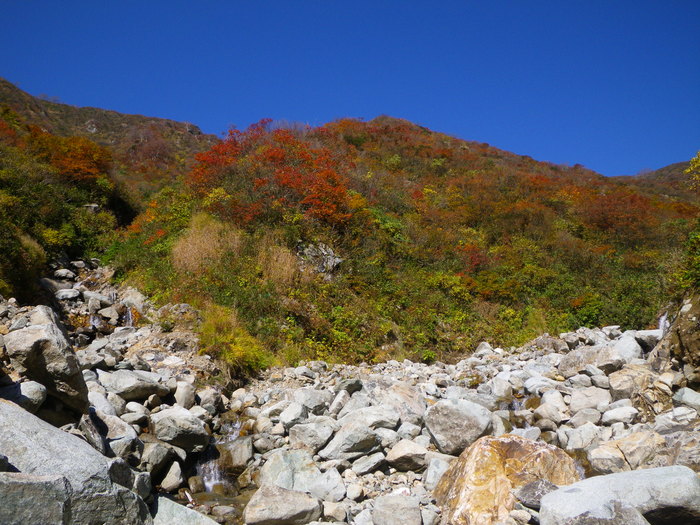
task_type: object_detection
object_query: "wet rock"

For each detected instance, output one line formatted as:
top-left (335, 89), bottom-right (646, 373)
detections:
top-left (243, 484), bottom-right (322, 524)
top-left (424, 398), bottom-right (492, 455)
top-left (435, 435), bottom-right (580, 525)
top-left (539, 466), bottom-right (700, 525)
top-left (219, 436), bottom-right (254, 476)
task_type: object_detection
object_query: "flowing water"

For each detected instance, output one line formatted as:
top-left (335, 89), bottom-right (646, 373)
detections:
top-left (658, 312), bottom-right (669, 336)
top-left (196, 419), bottom-right (242, 492)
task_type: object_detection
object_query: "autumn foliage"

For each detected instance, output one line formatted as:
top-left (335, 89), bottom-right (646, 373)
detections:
top-left (188, 120), bottom-right (352, 226)
top-left (113, 115), bottom-right (700, 368)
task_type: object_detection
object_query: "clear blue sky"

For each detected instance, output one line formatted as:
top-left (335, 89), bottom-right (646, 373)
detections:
top-left (2, 1), bottom-right (698, 176)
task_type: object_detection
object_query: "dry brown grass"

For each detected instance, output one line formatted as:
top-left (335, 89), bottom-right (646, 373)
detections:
top-left (256, 232), bottom-right (299, 289)
top-left (172, 213), bottom-right (242, 274)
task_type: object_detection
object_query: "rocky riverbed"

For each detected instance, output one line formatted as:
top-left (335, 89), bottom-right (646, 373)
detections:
top-left (0, 260), bottom-right (699, 524)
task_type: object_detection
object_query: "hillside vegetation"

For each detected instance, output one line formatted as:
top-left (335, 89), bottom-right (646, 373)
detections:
top-left (105, 117), bottom-right (700, 371)
top-left (0, 78), bottom-right (216, 207)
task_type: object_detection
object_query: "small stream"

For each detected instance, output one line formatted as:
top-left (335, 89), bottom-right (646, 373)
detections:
top-left (196, 419), bottom-right (242, 493)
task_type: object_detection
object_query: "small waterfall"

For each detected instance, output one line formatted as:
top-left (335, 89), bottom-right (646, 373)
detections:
top-left (124, 307), bottom-right (134, 327)
top-left (658, 312), bottom-right (669, 336)
top-left (196, 419), bottom-right (241, 493)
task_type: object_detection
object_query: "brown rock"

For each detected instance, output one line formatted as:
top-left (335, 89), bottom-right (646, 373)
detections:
top-left (434, 434), bottom-right (581, 525)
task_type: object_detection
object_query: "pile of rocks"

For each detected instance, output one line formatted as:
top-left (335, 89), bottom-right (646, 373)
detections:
top-left (1, 260), bottom-right (699, 524)
top-left (214, 325), bottom-right (700, 524)
top-left (0, 262), bottom-right (232, 524)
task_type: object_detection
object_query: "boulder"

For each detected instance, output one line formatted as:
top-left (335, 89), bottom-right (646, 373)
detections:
top-left (97, 369), bottom-right (170, 402)
top-left (569, 386), bottom-right (611, 413)
top-left (218, 436), bottom-right (254, 476)
top-left (149, 406), bottom-right (210, 453)
top-left (512, 479), bottom-right (559, 510)
top-left (318, 420), bottom-right (381, 461)
top-left (587, 431), bottom-right (666, 474)
top-left (424, 399), bottom-right (492, 455)
top-left (539, 466), bottom-right (700, 525)
top-left (260, 449), bottom-right (345, 502)
top-left (160, 461), bottom-right (183, 492)
top-left (558, 336), bottom-right (642, 378)
top-left (174, 381), bottom-right (195, 409)
top-left (0, 399), bottom-right (151, 523)
top-left (372, 494), bottom-right (422, 525)
top-left (288, 418), bottom-right (335, 452)
top-left (0, 380), bottom-right (47, 413)
top-left (351, 452), bottom-right (386, 475)
top-left (423, 455), bottom-right (454, 491)
top-left (3, 308), bottom-right (88, 413)
top-left (338, 405), bottom-right (400, 430)
top-left (243, 484), bottom-right (322, 525)
top-left (0, 472), bottom-right (71, 524)
top-left (673, 387), bottom-right (700, 412)
top-left (152, 496), bottom-right (219, 525)
top-left (386, 439), bottom-right (428, 472)
top-left (434, 435), bottom-right (580, 525)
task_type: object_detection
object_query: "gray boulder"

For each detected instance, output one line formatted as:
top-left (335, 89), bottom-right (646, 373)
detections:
top-left (372, 495), bottom-right (422, 525)
top-left (97, 369), bottom-right (170, 402)
top-left (0, 399), bottom-right (151, 523)
top-left (539, 466), bottom-right (700, 525)
top-left (289, 418), bottom-right (335, 452)
top-left (424, 399), bottom-right (492, 455)
top-left (243, 484), bottom-right (322, 524)
top-left (338, 405), bottom-right (400, 430)
top-left (260, 449), bottom-right (346, 502)
top-left (152, 496), bottom-right (219, 525)
top-left (3, 308), bottom-right (88, 413)
top-left (569, 386), bottom-right (611, 413)
top-left (0, 472), bottom-right (71, 524)
top-left (149, 406), bottom-right (210, 453)
top-left (0, 380), bottom-right (47, 413)
top-left (673, 387), bottom-right (700, 412)
top-left (318, 420), bottom-right (381, 461)
top-left (386, 439), bottom-right (428, 472)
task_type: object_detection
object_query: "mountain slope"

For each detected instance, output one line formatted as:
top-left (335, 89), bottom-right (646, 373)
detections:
top-left (0, 77), bottom-right (217, 202)
top-left (107, 117), bottom-right (700, 367)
